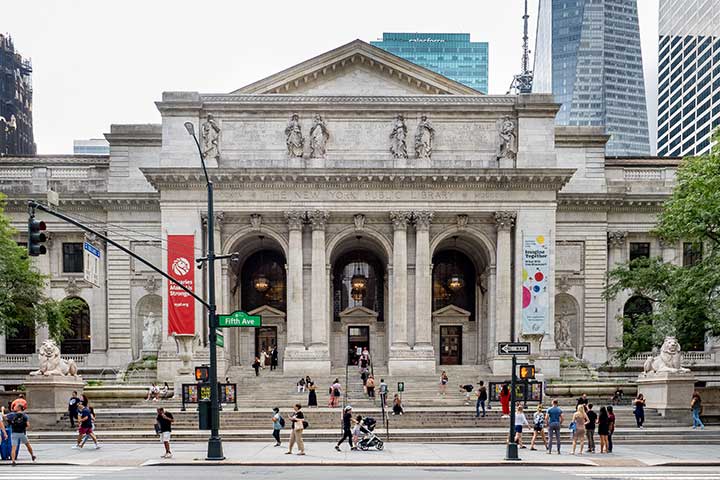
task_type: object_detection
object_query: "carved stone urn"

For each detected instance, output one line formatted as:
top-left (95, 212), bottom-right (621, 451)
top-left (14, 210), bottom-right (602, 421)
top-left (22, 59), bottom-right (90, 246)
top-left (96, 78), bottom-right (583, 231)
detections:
top-left (172, 333), bottom-right (197, 375)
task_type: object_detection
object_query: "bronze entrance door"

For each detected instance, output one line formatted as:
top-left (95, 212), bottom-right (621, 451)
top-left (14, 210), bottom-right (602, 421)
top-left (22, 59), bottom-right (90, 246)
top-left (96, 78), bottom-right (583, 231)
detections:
top-left (439, 325), bottom-right (462, 365)
top-left (255, 326), bottom-right (277, 365)
top-left (347, 326), bottom-right (370, 365)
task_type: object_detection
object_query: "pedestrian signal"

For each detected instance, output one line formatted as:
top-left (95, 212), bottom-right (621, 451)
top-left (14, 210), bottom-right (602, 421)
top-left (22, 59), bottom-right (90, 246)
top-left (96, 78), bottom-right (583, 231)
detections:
top-left (518, 364), bottom-right (536, 380)
top-left (194, 365), bottom-right (210, 382)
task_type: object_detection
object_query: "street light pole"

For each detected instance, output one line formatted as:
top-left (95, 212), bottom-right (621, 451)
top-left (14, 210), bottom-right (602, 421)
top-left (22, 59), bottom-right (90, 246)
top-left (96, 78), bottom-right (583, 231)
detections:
top-left (184, 121), bottom-right (224, 461)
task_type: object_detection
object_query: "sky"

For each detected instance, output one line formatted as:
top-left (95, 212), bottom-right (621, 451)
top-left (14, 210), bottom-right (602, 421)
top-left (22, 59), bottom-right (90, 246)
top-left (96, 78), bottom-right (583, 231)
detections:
top-left (5, 0), bottom-right (659, 154)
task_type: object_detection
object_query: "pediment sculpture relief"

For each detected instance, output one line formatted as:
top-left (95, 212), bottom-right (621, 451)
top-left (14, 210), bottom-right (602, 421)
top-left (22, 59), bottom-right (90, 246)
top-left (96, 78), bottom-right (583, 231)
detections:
top-left (201, 114), bottom-right (221, 163)
top-left (389, 114), bottom-right (408, 159)
top-left (497, 116), bottom-right (517, 162)
top-left (309, 114), bottom-right (329, 158)
top-left (414, 114), bottom-right (434, 159)
top-left (285, 113), bottom-right (304, 157)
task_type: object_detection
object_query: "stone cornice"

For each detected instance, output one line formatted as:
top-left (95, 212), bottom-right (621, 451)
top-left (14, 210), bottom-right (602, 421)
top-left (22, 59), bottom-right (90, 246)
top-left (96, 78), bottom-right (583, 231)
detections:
top-left (0, 155), bottom-right (109, 166)
top-left (555, 126), bottom-right (610, 147)
top-left (140, 168), bottom-right (575, 192)
top-left (558, 193), bottom-right (668, 212)
top-left (104, 124), bottom-right (162, 147)
top-left (5, 193), bottom-right (160, 211)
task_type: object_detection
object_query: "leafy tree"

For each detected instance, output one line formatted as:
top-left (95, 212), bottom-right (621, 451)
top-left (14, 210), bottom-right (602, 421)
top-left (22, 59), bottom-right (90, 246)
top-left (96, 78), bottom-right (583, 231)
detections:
top-left (605, 130), bottom-right (720, 364)
top-left (0, 194), bottom-right (83, 342)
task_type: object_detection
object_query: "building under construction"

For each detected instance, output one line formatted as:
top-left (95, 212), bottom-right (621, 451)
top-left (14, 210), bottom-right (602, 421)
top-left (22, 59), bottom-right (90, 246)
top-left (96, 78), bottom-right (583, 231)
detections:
top-left (0, 33), bottom-right (35, 156)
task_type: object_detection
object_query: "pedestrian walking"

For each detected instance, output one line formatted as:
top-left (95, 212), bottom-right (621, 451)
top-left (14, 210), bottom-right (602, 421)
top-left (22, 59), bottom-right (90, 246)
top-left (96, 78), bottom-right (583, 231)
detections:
top-left (691, 391), bottom-right (705, 430)
top-left (379, 378), bottom-right (388, 407)
top-left (307, 382), bottom-right (318, 407)
top-left (439, 371), bottom-right (448, 397)
top-left (545, 399), bottom-right (564, 454)
top-left (74, 400), bottom-right (100, 449)
top-left (271, 407), bottom-right (283, 447)
top-left (514, 405), bottom-right (530, 449)
top-left (286, 404), bottom-right (306, 455)
top-left (270, 345), bottom-right (279, 371)
top-left (571, 404), bottom-right (589, 455)
top-left (68, 391), bottom-right (80, 428)
top-left (530, 404), bottom-right (547, 450)
top-left (156, 407), bottom-right (174, 458)
top-left (392, 394), bottom-right (404, 415)
top-left (366, 375), bottom-right (376, 401)
top-left (607, 405), bottom-right (616, 453)
top-left (459, 384), bottom-right (474, 405)
top-left (476, 381), bottom-right (488, 418)
top-left (598, 406), bottom-right (609, 453)
top-left (499, 384), bottom-right (511, 418)
top-left (2, 403), bottom-right (36, 466)
top-left (633, 393), bottom-right (646, 428)
top-left (252, 356), bottom-right (261, 376)
top-left (335, 405), bottom-right (355, 451)
top-left (585, 403), bottom-right (597, 453)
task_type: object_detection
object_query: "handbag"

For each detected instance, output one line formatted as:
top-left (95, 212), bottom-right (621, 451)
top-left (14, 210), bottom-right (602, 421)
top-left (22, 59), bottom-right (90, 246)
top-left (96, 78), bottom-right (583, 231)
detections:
top-left (569, 421), bottom-right (576, 432)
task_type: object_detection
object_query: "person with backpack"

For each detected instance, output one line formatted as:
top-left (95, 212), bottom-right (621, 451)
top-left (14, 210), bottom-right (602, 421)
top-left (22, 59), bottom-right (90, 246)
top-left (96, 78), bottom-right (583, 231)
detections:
top-left (3, 403), bottom-right (36, 466)
top-left (271, 407), bottom-right (284, 447)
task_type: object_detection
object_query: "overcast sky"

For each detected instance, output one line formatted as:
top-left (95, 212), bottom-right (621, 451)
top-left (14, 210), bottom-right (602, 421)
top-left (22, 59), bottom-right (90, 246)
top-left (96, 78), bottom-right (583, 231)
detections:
top-left (5, 0), bottom-right (658, 154)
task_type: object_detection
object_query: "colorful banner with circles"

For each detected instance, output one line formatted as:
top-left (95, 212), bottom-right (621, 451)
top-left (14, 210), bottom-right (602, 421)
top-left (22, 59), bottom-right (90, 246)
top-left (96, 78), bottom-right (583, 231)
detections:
top-left (522, 234), bottom-right (549, 334)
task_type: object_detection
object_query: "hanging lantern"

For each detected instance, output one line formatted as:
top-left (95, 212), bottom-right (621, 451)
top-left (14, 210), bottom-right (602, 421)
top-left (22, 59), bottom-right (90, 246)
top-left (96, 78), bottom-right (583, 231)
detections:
top-left (351, 287), bottom-right (365, 302)
top-left (447, 273), bottom-right (464, 292)
top-left (351, 272), bottom-right (368, 291)
top-left (253, 273), bottom-right (271, 293)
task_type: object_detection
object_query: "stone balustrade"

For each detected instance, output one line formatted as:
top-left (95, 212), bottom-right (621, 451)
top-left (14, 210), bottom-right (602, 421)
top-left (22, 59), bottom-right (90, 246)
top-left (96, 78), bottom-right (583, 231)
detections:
top-left (626, 351), bottom-right (715, 367)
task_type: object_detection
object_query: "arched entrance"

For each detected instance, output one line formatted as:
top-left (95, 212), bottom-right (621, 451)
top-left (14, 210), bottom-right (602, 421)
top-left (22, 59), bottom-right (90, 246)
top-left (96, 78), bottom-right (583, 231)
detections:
top-left (329, 232), bottom-right (389, 368)
top-left (61, 297), bottom-right (90, 354)
top-left (228, 234), bottom-right (287, 367)
top-left (431, 232), bottom-right (491, 366)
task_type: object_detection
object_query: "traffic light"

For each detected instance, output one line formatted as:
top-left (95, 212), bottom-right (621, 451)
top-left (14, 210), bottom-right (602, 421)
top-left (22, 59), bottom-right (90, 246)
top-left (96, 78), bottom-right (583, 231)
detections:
top-left (28, 216), bottom-right (47, 256)
top-left (518, 364), bottom-right (536, 380)
top-left (194, 365), bottom-right (210, 382)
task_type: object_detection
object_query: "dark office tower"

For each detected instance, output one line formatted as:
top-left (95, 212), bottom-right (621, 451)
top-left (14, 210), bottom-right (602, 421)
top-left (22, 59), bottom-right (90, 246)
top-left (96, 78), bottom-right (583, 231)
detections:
top-left (0, 34), bottom-right (35, 156)
top-left (371, 33), bottom-right (489, 93)
top-left (533, 0), bottom-right (651, 156)
top-left (657, 0), bottom-right (720, 157)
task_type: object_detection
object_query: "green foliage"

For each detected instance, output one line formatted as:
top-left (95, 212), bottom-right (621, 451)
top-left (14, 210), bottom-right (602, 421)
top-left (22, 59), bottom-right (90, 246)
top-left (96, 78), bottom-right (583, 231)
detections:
top-left (0, 194), bottom-right (84, 342)
top-left (605, 130), bottom-right (720, 364)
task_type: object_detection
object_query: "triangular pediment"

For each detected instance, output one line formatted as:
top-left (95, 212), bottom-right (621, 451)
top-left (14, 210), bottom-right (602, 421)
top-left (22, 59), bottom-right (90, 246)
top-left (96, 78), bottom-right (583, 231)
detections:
top-left (339, 305), bottom-right (379, 318)
top-left (232, 39), bottom-right (479, 96)
top-left (248, 305), bottom-right (286, 318)
top-left (432, 304), bottom-right (471, 318)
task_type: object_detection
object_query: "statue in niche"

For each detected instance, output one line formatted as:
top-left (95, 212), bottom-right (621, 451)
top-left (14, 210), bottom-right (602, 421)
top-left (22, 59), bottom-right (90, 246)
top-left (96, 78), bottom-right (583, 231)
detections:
top-left (414, 114), bottom-right (434, 159)
top-left (554, 306), bottom-right (573, 350)
top-left (389, 114), bottom-right (408, 159)
top-left (285, 113), bottom-right (304, 157)
top-left (497, 116), bottom-right (517, 162)
top-left (142, 311), bottom-right (161, 351)
top-left (309, 114), bottom-right (329, 158)
top-left (201, 114), bottom-right (221, 163)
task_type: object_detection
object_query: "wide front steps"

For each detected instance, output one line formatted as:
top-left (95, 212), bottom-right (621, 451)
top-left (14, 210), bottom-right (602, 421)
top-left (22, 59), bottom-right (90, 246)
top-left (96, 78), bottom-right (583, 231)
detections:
top-left (28, 426), bottom-right (720, 444)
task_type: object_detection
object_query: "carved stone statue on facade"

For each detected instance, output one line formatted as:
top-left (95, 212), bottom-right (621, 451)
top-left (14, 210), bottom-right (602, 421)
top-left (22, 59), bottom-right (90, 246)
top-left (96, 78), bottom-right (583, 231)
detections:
top-left (496, 116), bottom-right (517, 161)
top-left (201, 114), bottom-right (221, 163)
top-left (642, 336), bottom-right (691, 376)
top-left (142, 312), bottom-right (161, 352)
top-left (414, 114), bottom-right (434, 159)
top-left (309, 114), bottom-right (329, 158)
top-left (284, 113), bottom-right (304, 157)
top-left (554, 309), bottom-right (573, 350)
top-left (29, 340), bottom-right (79, 377)
top-left (389, 114), bottom-right (408, 159)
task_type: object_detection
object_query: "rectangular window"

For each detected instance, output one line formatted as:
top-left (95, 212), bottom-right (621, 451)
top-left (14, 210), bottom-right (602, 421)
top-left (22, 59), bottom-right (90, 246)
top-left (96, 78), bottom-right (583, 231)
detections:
top-left (683, 242), bottom-right (703, 267)
top-left (62, 242), bottom-right (84, 273)
top-left (629, 242), bottom-right (651, 264)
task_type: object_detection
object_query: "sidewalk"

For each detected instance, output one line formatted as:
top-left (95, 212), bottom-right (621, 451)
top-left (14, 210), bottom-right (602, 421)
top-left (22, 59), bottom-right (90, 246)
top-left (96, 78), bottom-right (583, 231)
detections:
top-left (13, 442), bottom-right (720, 467)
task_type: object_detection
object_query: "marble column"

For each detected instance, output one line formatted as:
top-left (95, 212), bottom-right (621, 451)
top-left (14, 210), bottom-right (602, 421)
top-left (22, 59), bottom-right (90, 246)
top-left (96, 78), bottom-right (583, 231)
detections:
top-left (607, 231), bottom-right (628, 350)
top-left (308, 210), bottom-right (331, 370)
top-left (388, 211), bottom-right (415, 374)
top-left (493, 211), bottom-right (515, 345)
top-left (413, 211), bottom-right (433, 348)
top-left (283, 211), bottom-right (307, 373)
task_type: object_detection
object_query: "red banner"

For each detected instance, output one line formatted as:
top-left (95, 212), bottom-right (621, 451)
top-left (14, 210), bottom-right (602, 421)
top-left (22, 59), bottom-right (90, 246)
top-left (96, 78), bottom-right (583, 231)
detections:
top-left (167, 234), bottom-right (195, 335)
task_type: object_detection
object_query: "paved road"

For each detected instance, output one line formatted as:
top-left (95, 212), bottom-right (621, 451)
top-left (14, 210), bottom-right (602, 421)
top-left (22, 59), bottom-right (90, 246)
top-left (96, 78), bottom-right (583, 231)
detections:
top-left (4, 466), bottom-right (720, 480)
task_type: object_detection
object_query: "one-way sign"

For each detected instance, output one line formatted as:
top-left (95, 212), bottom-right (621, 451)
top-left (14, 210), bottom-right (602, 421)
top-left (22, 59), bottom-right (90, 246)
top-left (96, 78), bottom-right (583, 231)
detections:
top-left (497, 342), bottom-right (531, 356)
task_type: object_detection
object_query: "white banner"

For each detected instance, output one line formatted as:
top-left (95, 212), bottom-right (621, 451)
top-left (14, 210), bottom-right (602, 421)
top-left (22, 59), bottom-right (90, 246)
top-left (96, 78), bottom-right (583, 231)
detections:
top-left (522, 234), bottom-right (549, 334)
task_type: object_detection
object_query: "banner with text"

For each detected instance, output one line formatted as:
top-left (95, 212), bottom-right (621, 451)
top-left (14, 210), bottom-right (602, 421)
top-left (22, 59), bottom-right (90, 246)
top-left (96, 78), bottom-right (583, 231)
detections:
top-left (521, 233), bottom-right (549, 334)
top-left (167, 234), bottom-right (195, 335)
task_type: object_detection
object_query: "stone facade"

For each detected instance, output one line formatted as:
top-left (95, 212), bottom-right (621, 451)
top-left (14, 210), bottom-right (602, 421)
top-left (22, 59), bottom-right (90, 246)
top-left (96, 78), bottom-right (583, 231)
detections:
top-left (0, 40), bottom-right (694, 382)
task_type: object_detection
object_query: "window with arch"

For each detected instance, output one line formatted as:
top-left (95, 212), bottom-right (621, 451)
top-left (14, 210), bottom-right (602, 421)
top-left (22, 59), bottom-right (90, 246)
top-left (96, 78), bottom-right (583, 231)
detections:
top-left (61, 297), bottom-right (91, 354)
top-left (333, 250), bottom-right (385, 322)
top-left (432, 249), bottom-right (476, 319)
top-left (239, 250), bottom-right (286, 312)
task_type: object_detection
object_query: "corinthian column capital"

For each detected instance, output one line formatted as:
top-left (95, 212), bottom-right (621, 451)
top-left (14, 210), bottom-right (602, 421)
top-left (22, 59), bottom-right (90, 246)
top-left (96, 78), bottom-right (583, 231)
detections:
top-left (494, 211), bottom-right (516, 231)
top-left (285, 210), bottom-right (306, 231)
top-left (308, 210), bottom-right (329, 231)
top-left (413, 211), bottom-right (433, 231)
top-left (607, 231), bottom-right (628, 248)
top-left (389, 211), bottom-right (411, 231)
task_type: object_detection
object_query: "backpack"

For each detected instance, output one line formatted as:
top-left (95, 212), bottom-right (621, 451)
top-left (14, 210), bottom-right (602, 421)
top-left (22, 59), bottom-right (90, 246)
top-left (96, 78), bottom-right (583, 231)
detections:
top-left (302, 420), bottom-right (309, 429)
top-left (278, 416), bottom-right (286, 428)
top-left (12, 414), bottom-right (27, 431)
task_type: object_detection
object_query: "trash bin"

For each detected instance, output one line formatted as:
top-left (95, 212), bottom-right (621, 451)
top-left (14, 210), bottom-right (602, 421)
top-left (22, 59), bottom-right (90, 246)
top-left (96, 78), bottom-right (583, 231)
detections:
top-left (198, 399), bottom-right (211, 430)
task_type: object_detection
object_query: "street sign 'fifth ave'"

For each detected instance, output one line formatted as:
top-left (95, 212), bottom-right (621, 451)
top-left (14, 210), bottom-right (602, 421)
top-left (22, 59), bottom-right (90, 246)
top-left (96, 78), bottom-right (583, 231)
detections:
top-left (497, 342), bottom-right (531, 356)
top-left (218, 311), bottom-right (262, 328)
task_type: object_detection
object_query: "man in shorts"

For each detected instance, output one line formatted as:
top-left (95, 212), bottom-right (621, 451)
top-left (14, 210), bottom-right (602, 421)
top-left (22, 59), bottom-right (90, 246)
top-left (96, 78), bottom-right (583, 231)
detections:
top-left (2, 403), bottom-right (36, 466)
top-left (156, 407), bottom-right (174, 458)
top-left (74, 402), bottom-right (100, 449)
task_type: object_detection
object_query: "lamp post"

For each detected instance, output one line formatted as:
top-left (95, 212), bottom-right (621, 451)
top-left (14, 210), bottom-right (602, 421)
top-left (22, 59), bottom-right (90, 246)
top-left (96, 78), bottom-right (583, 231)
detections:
top-left (184, 121), bottom-right (224, 461)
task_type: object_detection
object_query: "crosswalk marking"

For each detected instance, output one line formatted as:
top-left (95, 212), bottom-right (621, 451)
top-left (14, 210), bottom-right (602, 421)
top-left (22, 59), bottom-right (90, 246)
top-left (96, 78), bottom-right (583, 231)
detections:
top-left (0, 466), bottom-right (132, 480)
top-left (550, 467), bottom-right (720, 480)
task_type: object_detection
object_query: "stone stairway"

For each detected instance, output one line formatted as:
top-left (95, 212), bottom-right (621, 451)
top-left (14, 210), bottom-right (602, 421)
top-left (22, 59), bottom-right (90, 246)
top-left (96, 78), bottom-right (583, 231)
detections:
top-left (559, 356), bottom-right (599, 382)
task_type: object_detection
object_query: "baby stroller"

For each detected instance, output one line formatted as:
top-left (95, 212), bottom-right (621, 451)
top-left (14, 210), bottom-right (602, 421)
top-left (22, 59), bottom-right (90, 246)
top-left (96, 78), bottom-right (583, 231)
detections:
top-left (357, 417), bottom-right (384, 451)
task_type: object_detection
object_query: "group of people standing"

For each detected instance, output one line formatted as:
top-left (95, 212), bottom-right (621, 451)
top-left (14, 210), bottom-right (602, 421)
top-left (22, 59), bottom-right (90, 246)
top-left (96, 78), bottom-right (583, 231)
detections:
top-left (252, 345), bottom-right (279, 375)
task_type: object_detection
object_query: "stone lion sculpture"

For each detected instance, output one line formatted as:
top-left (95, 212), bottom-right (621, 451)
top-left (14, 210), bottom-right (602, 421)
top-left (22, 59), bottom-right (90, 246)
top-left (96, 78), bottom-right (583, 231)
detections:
top-left (29, 339), bottom-right (78, 377)
top-left (642, 336), bottom-right (690, 376)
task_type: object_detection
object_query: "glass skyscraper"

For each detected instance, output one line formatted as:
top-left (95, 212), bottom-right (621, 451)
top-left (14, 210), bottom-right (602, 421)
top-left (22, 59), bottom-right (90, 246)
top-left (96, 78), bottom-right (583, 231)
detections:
top-left (657, 0), bottom-right (720, 157)
top-left (533, 0), bottom-right (651, 156)
top-left (370, 33), bottom-right (489, 93)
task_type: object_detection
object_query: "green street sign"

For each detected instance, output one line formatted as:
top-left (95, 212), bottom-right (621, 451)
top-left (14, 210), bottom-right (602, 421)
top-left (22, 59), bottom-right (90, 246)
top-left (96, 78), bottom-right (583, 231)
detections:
top-left (217, 310), bottom-right (262, 328)
top-left (216, 331), bottom-right (224, 348)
